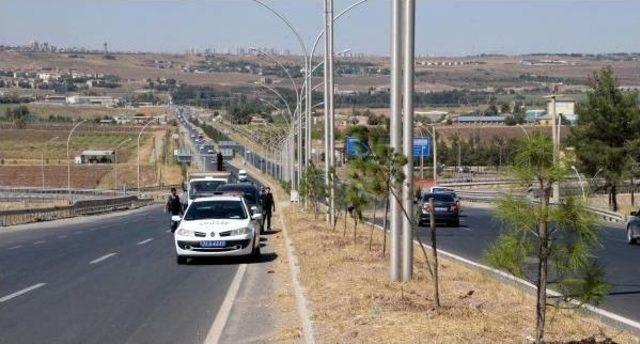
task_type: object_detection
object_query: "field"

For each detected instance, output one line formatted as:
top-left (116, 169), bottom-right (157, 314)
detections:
top-left (0, 125), bottom-right (182, 189)
top-left (0, 128), bottom-right (141, 162)
top-left (0, 104), bottom-right (168, 121)
top-left (1, 51), bottom-right (638, 94)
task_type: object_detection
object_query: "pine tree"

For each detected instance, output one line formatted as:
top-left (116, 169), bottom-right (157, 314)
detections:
top-left (487, 132), bottom-right (608, 344)
top-left (570, 66), bottom-right (640, 211)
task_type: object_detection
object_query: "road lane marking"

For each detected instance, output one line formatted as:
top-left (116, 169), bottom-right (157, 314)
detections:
top-left (8, 245), bottom-right (23, 250)
top-left (205, 264), bottom-right (247, 344)
top-left (165, 229), bottom-right (171, 233)
top-left (136, 238), bottom-right (154, 246)
top-left (72, 231), bottom-right (82, 235)
top-left (33, 240), bottom-right (46, 245)
top-left (57, 235), bottom-right (67, 239)
top-left (0, 283), bottom-right (46, 303)
top-left (89, 252), bottom-right (118, 265)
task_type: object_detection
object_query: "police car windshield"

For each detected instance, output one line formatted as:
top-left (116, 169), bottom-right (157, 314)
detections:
top-left (189, 180), bottom-right (226, 199)
top-left (184, 200), bottom-right (247, 220)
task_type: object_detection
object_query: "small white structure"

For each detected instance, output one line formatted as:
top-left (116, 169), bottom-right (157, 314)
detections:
top-left (66, 95), bottom-right (120, 107)
top-left (78, 150), bottom-right (115, 164)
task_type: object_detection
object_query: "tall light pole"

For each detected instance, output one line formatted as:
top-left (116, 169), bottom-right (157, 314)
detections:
top-left (252, 0), bottom-right (309, 193)
top-left (42, 136), bottom-right (59, 190)
top-left (401, 0), bottom-right (416, 281)
top-left (67, 120), bottom-right (87, 195)
top-left (137, 119), bottom-right (155, 197)
top-left (114, 138), bottom-right (131, 191)
top-left (389, 0), bottom-right (403, 282)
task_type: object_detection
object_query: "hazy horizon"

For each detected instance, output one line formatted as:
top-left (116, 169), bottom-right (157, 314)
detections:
top-left (1, 0), bottom-right (639, 57)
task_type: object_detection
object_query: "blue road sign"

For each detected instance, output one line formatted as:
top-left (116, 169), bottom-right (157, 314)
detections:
top-left (413, 137), bottom-right (431, 158)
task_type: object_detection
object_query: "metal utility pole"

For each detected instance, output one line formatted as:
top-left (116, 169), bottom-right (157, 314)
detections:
top-left (327, 0), bottom-right (336, 225)
top-left (432, 125), bottom-right (438, 185)
top-left (401, 0), bottom-right (416, 281)
top-left (113, 138), bottom-right (131, 191)
top-left (43, 136), bottom-right (59, 191)
top-left (389, 0), bottom-right (403, 282)
top-left (137, 120), bottom-right (154, 197)
top-left (551, 95), bottom-right (560, 203)
top-left (67, 120), bottom-right (87, 195)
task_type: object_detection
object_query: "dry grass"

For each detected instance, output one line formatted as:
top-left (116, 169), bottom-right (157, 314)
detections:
top-left (589, 193), bottom-right (637, 216)
top-left (283, 207), bottom-right (639, 344)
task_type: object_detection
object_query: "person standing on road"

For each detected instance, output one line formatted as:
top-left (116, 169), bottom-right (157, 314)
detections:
top-left (165, 187), bottom-right (184, 232)
top-left (261, 187), bottom-right (275, 232)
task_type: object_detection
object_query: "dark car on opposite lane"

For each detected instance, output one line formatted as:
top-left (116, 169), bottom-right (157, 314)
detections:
top-left (417, 193), bottom-right (460, 227)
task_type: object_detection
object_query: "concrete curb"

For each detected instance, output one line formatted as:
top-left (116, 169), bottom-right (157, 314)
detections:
top-left (228, 160), bottom-right (316, 344)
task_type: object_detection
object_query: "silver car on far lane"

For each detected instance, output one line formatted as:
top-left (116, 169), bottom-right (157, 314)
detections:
top-left (626, 210), bottom-right (640, 245)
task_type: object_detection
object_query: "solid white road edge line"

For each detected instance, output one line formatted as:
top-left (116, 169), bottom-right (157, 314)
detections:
top-left (204, 263), bottom-right (247, 344)
top-left (89, 252), bottom-right (118, 265)
top-left (364, 219), bottom-right (640, 334)
top-left (0, 283), bottom-right (46, 303)
top-left (136, 238), bottom-right (154, 245)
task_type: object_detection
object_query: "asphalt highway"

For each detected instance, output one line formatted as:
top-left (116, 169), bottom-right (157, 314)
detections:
top-left (182, 106), bottom-right (640, 328)
top-left (0, 205), bottom-right (240, 344)
top-left (414, 204), bottom-right (640, 323)
top-left (0, 111), bottom-right (275, 344)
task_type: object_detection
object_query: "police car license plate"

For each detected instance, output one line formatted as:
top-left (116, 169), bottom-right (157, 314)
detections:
top-left (201, 241), bottom-right (225, 248)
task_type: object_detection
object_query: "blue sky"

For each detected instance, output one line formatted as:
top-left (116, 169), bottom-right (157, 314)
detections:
top-left (0, 0), bottom-right (639, 56)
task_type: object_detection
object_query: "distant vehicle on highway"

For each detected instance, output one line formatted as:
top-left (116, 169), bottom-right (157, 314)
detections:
top-left (173, 195), bottom-right (262, 264)
top-left (216, 183), bottom-right (264, 231)
top-left (186, 172), bottom-right (231, 204)
top-left (430, 186), bottom-right (455, 194)
top-left (626, 210), bottom-right (640, 245)
top-left (417, 193), bottom-right (460, 227)
top-left (207, 149), bottom-right (214, 154)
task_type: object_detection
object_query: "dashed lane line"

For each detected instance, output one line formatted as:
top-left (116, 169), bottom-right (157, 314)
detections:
top-left (136, 238), bottom-right (154, 246)
top-left (0, 283), bottom-right (46, 303)
top-left (57, 235), bottom-right (67, 239)
top-left (89, 252), bottom-right (118, 265)
top-left (8, 245), bottom-right (23, 250)
top-left (33, 240), bottom-right (46, 245)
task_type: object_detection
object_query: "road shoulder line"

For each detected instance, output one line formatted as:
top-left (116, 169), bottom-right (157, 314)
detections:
top-left (204, 263), bottom-right (247, 344)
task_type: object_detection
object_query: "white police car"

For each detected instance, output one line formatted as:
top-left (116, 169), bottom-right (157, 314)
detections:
top-left (172, 195), bottom-right (262, 264)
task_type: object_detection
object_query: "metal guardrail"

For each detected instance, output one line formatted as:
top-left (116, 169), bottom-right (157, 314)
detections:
top-left (0, 196), bottom-right (154, 227)
top-left (456, 189), bottom-right (627, 223)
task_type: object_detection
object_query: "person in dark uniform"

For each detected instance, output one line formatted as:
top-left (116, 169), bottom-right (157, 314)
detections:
top-left (165, 187), bottom-right (183, 232)
top-left (261, 187), bottom-right (275, 232)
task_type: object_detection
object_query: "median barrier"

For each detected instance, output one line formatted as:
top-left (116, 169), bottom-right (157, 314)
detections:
top-left (0, 196), bottom-right (154, 227)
